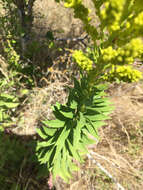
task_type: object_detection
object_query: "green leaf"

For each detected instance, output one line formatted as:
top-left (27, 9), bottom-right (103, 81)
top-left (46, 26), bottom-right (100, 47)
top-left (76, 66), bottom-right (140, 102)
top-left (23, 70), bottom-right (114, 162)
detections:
top-left (70, 100), bottom-right (78, 109)
top-left (3, 102), bottom-right (19, 108)
top-left (85, 114), bottom-right (111, 121)
top-left (42, 126), bottom-right (57, 136)
top-left (60, 148), bottom-right (72, 180)
top-left (55, 124), bottom-right (71, 146)
top-left (0, 101), bottom-right (7, 107)
top-left (69, 162), bottom-right (79, 172)
top-left (93, 97), bottom-right (109, 103)
top-left (0, 126), bottom-right (4, 132)
top-left (73, 78), bottom-right (83, 97)
top-left (91, 121), bottom-right (106, 129)
top-left (59, 110), bottom-right (73, 119)
top-left (42, 119), bottom-right (65, 128)
top-left (52, 152), bottom-right (62, 180)
top-left (93, 101), bottom-right (113, 107)
top-left (86, 105), bottom-right (113, 112)
top-left (39, 147), bottom-right (54, 164)
top-left (66, 140), bottom-right (82, 162)
top-left (36, 140), bottom-right (55, 150)
top-left (94, 84), bottom-right (108, 91)
top-left (36, 128), bottom-right (47, 139)
top-left (81, 132), bottom-right (95, 145)
top-left (53, 108), bottom-right (70, 121)
top-left (73, 112), bottom-right (86, 147)
top-left (86, 123), bottom-right (99, 140)
top-left (74, 78), bottom-right (81, 90)
top-left (0, 110), bottom-right (3, 121)
top-left (78, 142), bottom-right (88, 155)
top-left (81, 76), bottom-right (88, 89)
top-left (55, 102), bottom-right (61, 109)
top-left (0, 93), bottom-right (15, 99)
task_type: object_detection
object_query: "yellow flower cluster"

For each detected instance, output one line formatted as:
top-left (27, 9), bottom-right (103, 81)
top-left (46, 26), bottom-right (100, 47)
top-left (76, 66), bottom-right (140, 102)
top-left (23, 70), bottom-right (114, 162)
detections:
top-left (101, 46), bottom-right (118, 62)
top-left (58, 0), bottom-right (143, 83)
top-left (64, 0), bottom-right (81, 8)
top-left (125, 11), bottom-right (143, 36)
top-left (72, 50), bottom-right (93, 71)
top-left (100, 0), bottom-right (125, 32)
top-left (126, 38), bottom-right (143, 57)
top-left (101, 38), bottom-right (143, 65)
top-left (134, 12), bottom-right (143, 26)
top-left (104, 65), bottom-right (142, 82)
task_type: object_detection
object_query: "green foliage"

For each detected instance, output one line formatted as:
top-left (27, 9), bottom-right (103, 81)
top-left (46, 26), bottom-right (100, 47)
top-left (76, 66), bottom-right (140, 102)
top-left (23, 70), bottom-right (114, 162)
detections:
top-left (37, 77), bottom-right (114, 182)
top-left (0, 75), bottom-right (19, 127)
top-left (0, 92), bottom-right (19, 126)
top-left (59, 0), bottom-right (143, 83)
top-left (3, 36), bottom-right (20, 70)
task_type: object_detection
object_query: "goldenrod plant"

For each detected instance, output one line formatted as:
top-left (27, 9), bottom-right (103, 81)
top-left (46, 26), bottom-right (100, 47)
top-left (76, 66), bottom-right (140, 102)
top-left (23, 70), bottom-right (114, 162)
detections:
top-left (37, 78), bottom-right (113, 182)
top-left (64, 0), bottom-right (143, 83)
top-left (36, 0), bottom-right (143, 182)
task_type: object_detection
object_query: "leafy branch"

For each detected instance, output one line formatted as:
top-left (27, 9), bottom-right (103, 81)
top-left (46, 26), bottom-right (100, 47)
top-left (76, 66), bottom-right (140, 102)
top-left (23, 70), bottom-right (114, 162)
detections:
top-left (37, 77), bottom-right (114, 181)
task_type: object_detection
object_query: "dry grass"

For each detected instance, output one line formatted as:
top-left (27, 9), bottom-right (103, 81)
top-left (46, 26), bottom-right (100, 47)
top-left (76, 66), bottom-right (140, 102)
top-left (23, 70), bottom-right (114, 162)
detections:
top-left (12, 78), bottom-right (68, 136)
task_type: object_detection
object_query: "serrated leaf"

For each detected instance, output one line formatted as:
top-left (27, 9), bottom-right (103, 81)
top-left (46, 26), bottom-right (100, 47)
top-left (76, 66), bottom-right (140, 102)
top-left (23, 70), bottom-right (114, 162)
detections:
top-left (42, 119), bottom-right (65, 128)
